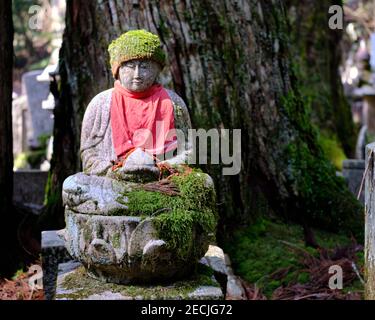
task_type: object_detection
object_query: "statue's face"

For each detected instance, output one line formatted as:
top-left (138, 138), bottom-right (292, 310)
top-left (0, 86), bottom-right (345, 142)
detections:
top-left (118, 59), bottom-right (161, 92)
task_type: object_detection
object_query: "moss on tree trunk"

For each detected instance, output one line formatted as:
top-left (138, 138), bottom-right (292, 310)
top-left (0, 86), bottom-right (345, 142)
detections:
top-left (285, 0), bottom-right (356, 158)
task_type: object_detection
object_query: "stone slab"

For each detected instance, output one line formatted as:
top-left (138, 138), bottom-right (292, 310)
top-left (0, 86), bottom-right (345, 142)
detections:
top-left (343, 159), bottom-right (365, 170)
top-left (342, 159), bottom-right (365, 203)
top-left (200, 245), bottom-right (228, 275)
top-left (12, 95), bottom-right (29, 156)
top-left (55, 261), bottom-right (223, 300)
top-left (22, 70), bottom-right (53, 148)
top-left (41, 230), bottom-right (72, 300)
top-left (13, 170), bottom-right (49, 212)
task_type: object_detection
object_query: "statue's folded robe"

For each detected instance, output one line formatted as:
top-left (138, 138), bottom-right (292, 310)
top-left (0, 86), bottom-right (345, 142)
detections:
top-left (80, 87), bottom-right (193, 177)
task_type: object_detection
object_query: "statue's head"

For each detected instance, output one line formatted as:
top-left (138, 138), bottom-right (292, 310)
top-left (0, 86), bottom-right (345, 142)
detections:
top-left (108, 29), bottom-right (166, 92)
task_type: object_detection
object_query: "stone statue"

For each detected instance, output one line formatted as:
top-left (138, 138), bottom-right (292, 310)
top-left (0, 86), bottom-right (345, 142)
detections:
top-left (62, 30), bottom-right (217, 284)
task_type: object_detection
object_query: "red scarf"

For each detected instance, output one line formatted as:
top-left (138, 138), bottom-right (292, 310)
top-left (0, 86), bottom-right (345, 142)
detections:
top-left (110, 80), bottom-right (177, 159)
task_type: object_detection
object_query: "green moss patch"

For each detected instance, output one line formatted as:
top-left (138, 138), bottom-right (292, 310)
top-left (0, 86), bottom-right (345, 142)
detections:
top-left (117, 168), bottom-right (218, 260)
top-left (317, 132), bottom-right (346, 171)
top-left (224, 218), bottom-right (364, 298)
top-left (108, 29), bottom-right (166, 76)
top-left (283, 130), bottom-right (363, 239)
top-left (58, 264), bottom-right (219, 300)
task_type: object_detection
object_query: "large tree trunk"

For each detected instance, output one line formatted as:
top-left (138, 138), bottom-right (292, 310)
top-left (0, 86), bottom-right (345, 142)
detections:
top-left (41, 0), bottom-right (362, 240)
top-left (0, 0), bottom-right (14, 275)
top-left (285, 0), bottom-right (356, 157)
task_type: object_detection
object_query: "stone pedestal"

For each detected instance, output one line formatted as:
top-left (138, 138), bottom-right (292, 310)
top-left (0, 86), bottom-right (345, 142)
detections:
top-left (354, 86), bottom-right (375, 159)
top-left (64, 210), bottom-right (210, 284)
top-left (41, 230), bottom-right (72, 300)
top-left (42, 231), bottom-right (237, 300)
top-left (55, 261), bottom-right (223, 300)
top-left (365, 142), bottom-right (375, 299)
top-left (342, 159), bottom-right (365, 204)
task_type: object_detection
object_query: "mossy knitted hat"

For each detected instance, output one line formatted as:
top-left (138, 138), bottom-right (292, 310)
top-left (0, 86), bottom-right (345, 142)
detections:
top-left (108, 29), bottom-right (166, 78)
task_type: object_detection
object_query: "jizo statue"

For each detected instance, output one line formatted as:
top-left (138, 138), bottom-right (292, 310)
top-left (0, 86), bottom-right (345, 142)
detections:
top-left (61, 30), bottom-right (217, 284)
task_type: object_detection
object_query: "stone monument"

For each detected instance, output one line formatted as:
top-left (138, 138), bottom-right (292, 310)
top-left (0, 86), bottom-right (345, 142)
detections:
top-left (355, 85), bottom-right (375, 159)
top-left (61, 30), bottom-right (218, 287)
top-left (365, 142), bottom-right (375, 299)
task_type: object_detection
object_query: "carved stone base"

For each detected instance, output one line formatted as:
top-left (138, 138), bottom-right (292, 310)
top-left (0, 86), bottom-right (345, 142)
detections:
top-left (64, 210), bottom-right (209, 284)
top-left (55, 261), bottom-right (223, 300)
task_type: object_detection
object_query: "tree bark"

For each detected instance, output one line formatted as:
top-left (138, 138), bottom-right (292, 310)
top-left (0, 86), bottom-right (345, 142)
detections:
top-left (285, 0), bottom-right (356, 157)
top-left (41, 0), bottom-right (362, 240)
top-left (0, 0), bottom-right (14, 275)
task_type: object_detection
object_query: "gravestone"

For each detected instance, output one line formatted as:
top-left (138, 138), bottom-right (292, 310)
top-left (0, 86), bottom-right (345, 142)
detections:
top-left (41, 230), bottom-right (72, 300)
top-left (13, 170), bottom-right (49, 214)
top-left (342, 159), bottom-right (365, 204)
top-left (354, 86), bottom-right (375, 159)
top-left (22, 70), bottom-right (53, 148)
top-left (12, 95), bottom-right (29, 156)
top-left (365, 142), bottom-right (375, 299)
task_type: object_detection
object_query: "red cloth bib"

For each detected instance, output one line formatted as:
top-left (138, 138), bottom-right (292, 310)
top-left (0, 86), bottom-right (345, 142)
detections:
top-left (110, 80), bottom-right (177, 158)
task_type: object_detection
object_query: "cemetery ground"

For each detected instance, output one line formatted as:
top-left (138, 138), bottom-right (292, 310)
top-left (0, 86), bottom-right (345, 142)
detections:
top-left (0, 215), bottom-right (363, 300)
top-left (225, 217), bottom-right (364, 300)
top-left (0, 209), bottom-right (44, 300)
top-left (0, 264), bottom-right (44, 300)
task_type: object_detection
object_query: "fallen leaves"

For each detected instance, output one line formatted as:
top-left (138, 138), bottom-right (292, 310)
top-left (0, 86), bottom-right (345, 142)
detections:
top-left (142, 164), bottom-right (194, 195)
top-left (271, 243), bottom-right (363, 300)
top-left (234, 242), bottom-right (364, 300)
top-left (143, 179), bottom-right (180, 196)
top-left (240, 279), bottom-right (268, 300)
top-left (0, 263), bottom-right (44, 300)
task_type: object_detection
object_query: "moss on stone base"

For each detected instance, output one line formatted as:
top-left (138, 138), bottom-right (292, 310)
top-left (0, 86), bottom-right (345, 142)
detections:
top-left (58, 264), bottom-right (220, 300)
top-left (117, 168), bottom-right (218, 260)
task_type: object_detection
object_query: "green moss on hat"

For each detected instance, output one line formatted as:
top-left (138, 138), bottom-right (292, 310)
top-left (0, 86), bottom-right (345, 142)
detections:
top-left (108, 29), bottom-right (166, 78)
